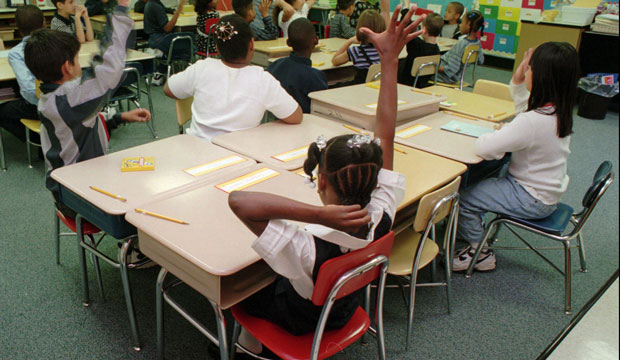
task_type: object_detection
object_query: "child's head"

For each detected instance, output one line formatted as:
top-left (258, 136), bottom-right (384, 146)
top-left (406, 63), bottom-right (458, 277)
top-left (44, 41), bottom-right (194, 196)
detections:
top-left (527, 42), bottom-right (579, 138)
top-left (215, 15), bottom-right (254, 63)
top-left (24, 28), bottom-right (81, 83)
top-left (337, 0), bottom-right (355, 15)
top-left (444, 2), bottom-right (464, 24)
top-left (287, 18), bottom-right (317, 54)
top-left (195, 0), bottom-right (218, 14)
top-left (460, 9), bottom-right (484, 36)
top-left (422, 13), bottom-right (444, 37)
top-left (232, 0), bottom-right (255, 22)
top-left (53, 0), bottom-right (76, 15)
top-left (356, 9), bottom-right (385, 45)
top-left (304, 135), bottom-right (383, 207)
top-left (15, 5), bottom-right (45, 37)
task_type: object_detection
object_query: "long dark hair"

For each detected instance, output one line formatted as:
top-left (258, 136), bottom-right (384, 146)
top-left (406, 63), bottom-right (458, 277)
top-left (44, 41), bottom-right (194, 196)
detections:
top-left (527, 42), bottom-right (579, 138)
top-left (303, 135), bottom-right (383, 207)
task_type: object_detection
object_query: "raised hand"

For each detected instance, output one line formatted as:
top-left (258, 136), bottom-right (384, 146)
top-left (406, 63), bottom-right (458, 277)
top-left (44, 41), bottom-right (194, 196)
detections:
top-left (258, 0), bottom-right (272, 18)
top-left (318, 204), bottom-right (371, 233)
top-left (117, 0), bottom-right (130, 7)
top-left (512, 48), bottom-right (533, 85)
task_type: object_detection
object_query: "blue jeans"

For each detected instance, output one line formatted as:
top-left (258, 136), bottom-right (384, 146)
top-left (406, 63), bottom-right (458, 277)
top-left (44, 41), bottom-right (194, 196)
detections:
top-left (457, 175), bottom-right (557, 247)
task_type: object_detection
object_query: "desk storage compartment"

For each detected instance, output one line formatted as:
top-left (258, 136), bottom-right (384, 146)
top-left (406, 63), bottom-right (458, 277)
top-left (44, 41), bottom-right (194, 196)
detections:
top-left (484, 18), bottom-right (497, 33)
top-left (481, 5), bottom-right (499, 19)
top-left (480, 33), bottom-right (496, 50)
top-left (494, 34), bottom-right (515, 53)
top-left (496, 20), bottom-right (518, 35)
top-left (309, 84), bottom-right (445, 131)
top-left (498, 6), bottom-right (521, 21)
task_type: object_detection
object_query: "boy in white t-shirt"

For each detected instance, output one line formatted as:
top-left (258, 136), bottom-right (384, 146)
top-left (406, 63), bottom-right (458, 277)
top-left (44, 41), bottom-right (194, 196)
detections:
top-left (164, 14), bottom-right (302, 141)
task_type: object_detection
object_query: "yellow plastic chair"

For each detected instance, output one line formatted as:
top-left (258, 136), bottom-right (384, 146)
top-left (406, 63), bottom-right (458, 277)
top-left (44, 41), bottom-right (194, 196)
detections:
top-left (388, 176), bottom-right (461, 349)
top-left (366, 63), bottom-right (382, 83)
top-left (20, 80), bottom-right (42, 168)
top-left (0, 38), bottom-right (4, 50)
top-left (473, 79), bottom-right (513, 101)
top-left (175, 96), bottom-right (193, 134)
top-left (433, 44), bottom-right (481, 90)
top-left (410, 54), bottom-right (440, 88)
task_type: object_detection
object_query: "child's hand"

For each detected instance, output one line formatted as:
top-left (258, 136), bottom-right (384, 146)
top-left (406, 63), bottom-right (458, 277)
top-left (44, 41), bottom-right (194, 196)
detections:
top-left (513, 48), bottom-right (532, 85)
top-left (319, 204), bottom-right (371, 233)
top-left (258, 0), bottom-right (272, 18)
top-left (121, 108), bottom-right (151, 123)
top-left (359, 5), bottom-right (424, 62)
top-left (75, 5), bottom-right (86, 18)
top-left (117, 0), bottom-right (130, 7)
top-left (347, 35), bottom-right (359, 44)
top-left (280, 1), bottom-right (295, 19)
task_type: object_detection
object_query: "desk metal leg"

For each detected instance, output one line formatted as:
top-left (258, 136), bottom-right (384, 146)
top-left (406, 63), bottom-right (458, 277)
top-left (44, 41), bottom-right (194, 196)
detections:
top-left (144, 73), bottom-right (158, 138)
top-left (209, 300), bottom-right (229, 360)
top-left (0, 130), bottom-right (6, 171)
top-left (119, 236), bottom-right (143, 351)
top-left (156, 267), bottom-right (167, 360)
top-left (76, 214), bottom-right (91, 307)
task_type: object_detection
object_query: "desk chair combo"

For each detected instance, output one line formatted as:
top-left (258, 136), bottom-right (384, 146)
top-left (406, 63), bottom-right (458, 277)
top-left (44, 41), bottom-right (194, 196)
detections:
top-left (175, 96), bottom-right (193, 134)
top-left (466, 161), bottom-right (615, 314)
top-left (432, 44), bottom-right (481, 91)
top-left (366, 63), bottom-right (382, 83)
top-left (410, 54), bottom-right (440, 89)
top-left (473, 79), bottom-right (513, 101)
top-left (197, 18), bottom-right (219, 58)
top-left (387, 176), bottom-right (460, 349)
top-left (20, 79), bottom-right (43, 168)
top-left (154, 35), bottom-right (196, 80)
top-left (230, 231), bottom-right (395, 360)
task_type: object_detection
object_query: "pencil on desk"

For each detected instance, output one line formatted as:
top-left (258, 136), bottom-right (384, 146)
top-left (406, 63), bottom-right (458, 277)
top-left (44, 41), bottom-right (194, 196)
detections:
top-left (411, 88), bottom-right (440, 97)
top-left (89, 186), bottom-right (126, 202)
top-left (135, 208), bottom-right (189, 225)
top-left (394, 147), bottom-right (407, 154)
top-left (443, 110), bottom-right (480, 121)
top-left (489, 112), bottom-right (506, 119)
top-left (342, 124), bottom-right (362, 133)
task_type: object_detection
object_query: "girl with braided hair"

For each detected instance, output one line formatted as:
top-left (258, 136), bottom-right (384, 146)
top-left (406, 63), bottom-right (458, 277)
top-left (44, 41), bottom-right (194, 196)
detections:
top-left (227, 7), bottom-right (423, 357)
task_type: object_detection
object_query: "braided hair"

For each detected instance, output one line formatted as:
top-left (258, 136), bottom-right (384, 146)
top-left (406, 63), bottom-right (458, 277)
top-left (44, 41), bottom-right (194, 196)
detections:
top-left (303, 135), bottom-right (383, 207)
top-left (465, 10), bottom-right (484, 36)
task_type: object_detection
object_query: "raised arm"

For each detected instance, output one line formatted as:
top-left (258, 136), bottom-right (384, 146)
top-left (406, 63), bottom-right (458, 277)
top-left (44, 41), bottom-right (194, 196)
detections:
top-left (360, 6), bottom-right (424, 170)
top-left (163, 0), bottom-right (186, 32)
top-left (229, 191), bottom-right (370, 236)
top-left (82, 7), bottom-right (95, 41)
top-left (331, 36), bottom-right (357, 66)
top-left (74, 6), bottom-right (87, 43)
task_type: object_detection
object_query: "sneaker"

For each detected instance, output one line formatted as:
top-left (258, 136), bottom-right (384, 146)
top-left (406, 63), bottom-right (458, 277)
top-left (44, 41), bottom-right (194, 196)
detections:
top-left (452, 246), bottom-right (496, 272)
top-left (143, 47), bottom-right (164, 58)
top-left (118, 243), bottom-right (157, 269)
top-left (150, 73), bottom-right (165, 86)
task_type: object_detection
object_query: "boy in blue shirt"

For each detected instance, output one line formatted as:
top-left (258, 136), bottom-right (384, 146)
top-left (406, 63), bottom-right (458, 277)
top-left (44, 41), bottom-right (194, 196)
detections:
top-left (0, 5), bottom-right (44, 144)
top-left (267, 18), bottom-right (327, 113)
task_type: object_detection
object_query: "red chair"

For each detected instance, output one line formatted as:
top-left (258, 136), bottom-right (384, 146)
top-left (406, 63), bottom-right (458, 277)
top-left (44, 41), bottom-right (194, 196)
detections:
top-left (324, 24), bottom-right (330, 38)
top-left (414, 7), bottom-right (435, 16)
top-left (230, 231), bottom-right (395, 360)
top-left (197, 18), bottom-right (220, 58)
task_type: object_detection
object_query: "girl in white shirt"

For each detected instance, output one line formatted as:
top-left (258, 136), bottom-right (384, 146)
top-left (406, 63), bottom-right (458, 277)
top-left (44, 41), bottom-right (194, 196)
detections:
top-left (274, 0), bottom-right (315, 37)
top-left (453, 42), bottom-right (580, 272)
top-left (227, 8), bottom-right (421, 357)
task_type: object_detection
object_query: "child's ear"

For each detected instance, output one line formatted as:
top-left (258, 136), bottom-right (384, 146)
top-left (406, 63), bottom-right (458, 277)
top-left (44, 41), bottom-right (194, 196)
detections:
top-left (318, 173), bottom-right (327, 192)
top-left (313, 36), bottom-right (318, 46)
top-left (60, 60), bottom-right (72, 79)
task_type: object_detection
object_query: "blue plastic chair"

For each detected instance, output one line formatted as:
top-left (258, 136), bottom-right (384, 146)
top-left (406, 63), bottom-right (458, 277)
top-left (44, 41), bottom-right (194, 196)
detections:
top-left (465, 161), bottom-right (614, 314)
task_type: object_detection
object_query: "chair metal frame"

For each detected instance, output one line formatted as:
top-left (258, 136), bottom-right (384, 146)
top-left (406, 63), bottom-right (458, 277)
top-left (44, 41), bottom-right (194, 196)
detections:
top-left (202, 20), bottom-right (219, 59)
top-left (21, 119), bottom-right (41, 168)
top-left (457, 45), bottom-right (481, 91)
top-left (410, 54), bottom-right (440, 89)
top-left (0, 129), bottom-right (5, 171)
top-left (465, 162), bottom-right (615, 314)
top-left (154, 35), bottom-right (195, 80)
top-left (366, 63), bottom-right (382, 83)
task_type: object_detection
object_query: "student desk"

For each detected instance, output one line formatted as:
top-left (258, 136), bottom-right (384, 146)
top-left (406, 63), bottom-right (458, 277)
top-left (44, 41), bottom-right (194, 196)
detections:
top-left (90, 10), bottom-right (233, 33)
top-left (49, 134), bottom-right (256, 351)
top-left (252, 37), bottom-right (342, 67)
top-left (394, 110), bottom-right (496, 165)
top-left (211, 115), bottom-right (467, 212)
top-left (91, 11), bottom-right (146, 33)
top-left (422, 85), bottom-right (516, 122)
top-left (309, 83), bottom-right (446, 130)
top-left (125, 163), bottom-right (323, 359)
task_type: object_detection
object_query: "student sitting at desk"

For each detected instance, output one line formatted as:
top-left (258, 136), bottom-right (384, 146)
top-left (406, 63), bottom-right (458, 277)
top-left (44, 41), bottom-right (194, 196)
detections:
top-left (399, 12), bottom-right (443, 88)
top-left (274, 0), bottom-right (315, 38)
top-left (329, 0), bottom-right (356, 39)
top-left (0, 5), bottom-right (43, 145)
top-left (164, 15), bottom-right (302, 141)
top-left (227, 8), bottom-right (420, 356)
top-left (441, 1), bottom-right (464, 39)
top-left (144, 0), bottom-right (194, 85)
top-left (453, 43), bottom-right (579, 272)
top-left (248, 0), bottom-right (295, 40)
top-left (195, 0), bottom-right (220, 57)
top-left (331, 9), bottom-right (385, 84)
top-left (267, 18), bottom-right (327, 113)
top-left (24, 0), bottom-right (150, 218)
top-left (51, 0), bottom-right (95, 44)
top-left (233, 0), bottom-right (278, 40)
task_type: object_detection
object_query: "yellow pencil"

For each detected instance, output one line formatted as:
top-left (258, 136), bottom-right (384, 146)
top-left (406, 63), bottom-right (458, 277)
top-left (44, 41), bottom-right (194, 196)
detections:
top-left (89, 186), bottom-right (126, 202)
top-left (489, 112), bottom-right (506, 119)
top-left (342, 124), bottom-right (362, 133)
top-left (443, 110), bottom-right (480, 121)
top-left (394, 147), bottom-right (407, 154)
top-left (135, 208), bottom-right (189, 225)
top-left (411, 88), bottom-right (440, 97)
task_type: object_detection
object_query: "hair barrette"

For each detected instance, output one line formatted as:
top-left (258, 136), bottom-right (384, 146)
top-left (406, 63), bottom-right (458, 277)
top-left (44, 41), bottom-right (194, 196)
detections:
top-left (347, 134), bottom-right (381, 149)
top-left (214, 21), bottom-right (238, 42)
top-left (316, 135), bottom-right (327, 151)
top-left (304, 176), bottom-right (316, 189)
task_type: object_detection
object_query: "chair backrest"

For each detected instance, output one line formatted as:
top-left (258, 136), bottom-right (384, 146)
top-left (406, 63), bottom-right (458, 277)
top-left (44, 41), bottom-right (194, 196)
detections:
top-left (35, 79), bottom-right (42, 99)
top-left (413, 176), bottom-right (461, 233)
top-left (0, 39), bottom-right (4, 50)
top-left (570, 161), bottom-right (614, 235)
top-left (473, 79), bottom-right (513, 101)
top-left (204, 18), bottom-right (219, 57)
top-left (461, 44), bottom-right (481, 64)
top-left (311, 231), bottom-right (394, 306)
top-left (175, 97), bottom-right (193, 134)
top-left (324, 24), bottom-right (331, 38)
top-left (168, 35), bottom-right (195, 62)
top-left (410, 54), bottom-right (440, 77)
top-left (118, 62), bottom-right (143, 88)
top-left (415, 7), bottom-right (434, 16)
top-left (366, 63), bottom-right (382, 83)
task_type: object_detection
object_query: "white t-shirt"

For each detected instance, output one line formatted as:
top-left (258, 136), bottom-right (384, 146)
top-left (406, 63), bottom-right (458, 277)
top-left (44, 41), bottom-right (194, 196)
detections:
top-left (167, 58), bottom-right (299, 141)
top-left (475, 81), bottom-right (571, 205)
top-left (251, 169), bottom-right (406, 300)
top-left (278, 3), bottom-right (310, 38)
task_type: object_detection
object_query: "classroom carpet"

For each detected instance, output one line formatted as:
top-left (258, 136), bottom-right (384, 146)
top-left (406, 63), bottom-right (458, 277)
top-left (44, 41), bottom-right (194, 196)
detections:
top-left (0, 65), bottom-right (618, 360)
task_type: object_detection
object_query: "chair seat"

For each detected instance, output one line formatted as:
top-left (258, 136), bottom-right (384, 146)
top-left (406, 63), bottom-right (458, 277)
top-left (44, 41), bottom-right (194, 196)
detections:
top-left (20, 119), bottom-right (41, 134)
top-left (500, 203), bottom-right (574, 236)
top-left (387, 228), bottom-right (439, 276)
top-left (110, 86), bottom-right (138, 101)
top-left (56, 210), bottom-right (101, 235)
top-left (231, 305), bottom-right (370, 360)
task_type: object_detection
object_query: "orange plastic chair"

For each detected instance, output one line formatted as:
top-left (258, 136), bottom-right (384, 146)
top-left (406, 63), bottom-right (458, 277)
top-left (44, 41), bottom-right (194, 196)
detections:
top-left (230, 231), bottom-right (395, 360)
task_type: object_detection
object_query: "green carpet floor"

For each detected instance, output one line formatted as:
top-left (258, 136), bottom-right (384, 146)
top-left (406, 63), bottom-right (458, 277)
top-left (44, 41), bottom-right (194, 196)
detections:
top-left (0, 64), bottom-right (618, 359)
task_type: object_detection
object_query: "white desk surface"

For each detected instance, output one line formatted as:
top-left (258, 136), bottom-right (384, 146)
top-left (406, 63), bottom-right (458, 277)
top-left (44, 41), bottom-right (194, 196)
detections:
top-left (90, 10), bottom-right (233, 31)
top-left (50, 134), bottom-right (256, 216)
top-left (125, 163), bottom-right (322, 308)
top-left (424, 85), bottom-right (516, 122)
top-left (394, 111), bottom-right (497, 164)
top-left (309, 83), bottom-right (445, 130)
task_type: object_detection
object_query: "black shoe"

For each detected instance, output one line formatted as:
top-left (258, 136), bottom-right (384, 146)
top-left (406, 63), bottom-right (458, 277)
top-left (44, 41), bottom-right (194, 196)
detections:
top-left (207, 342), bottom-right (279, 360)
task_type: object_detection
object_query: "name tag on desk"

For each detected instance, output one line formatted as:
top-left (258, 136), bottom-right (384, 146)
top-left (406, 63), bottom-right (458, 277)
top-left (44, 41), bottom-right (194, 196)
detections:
top-left (184, 155), bottom-right (247, 176)
top-left (272, 145), bottom-right (309, 162)
top-left (396, 124), bottom-right (432, 139)
top-left (216, 168), bottom-right (280, 193)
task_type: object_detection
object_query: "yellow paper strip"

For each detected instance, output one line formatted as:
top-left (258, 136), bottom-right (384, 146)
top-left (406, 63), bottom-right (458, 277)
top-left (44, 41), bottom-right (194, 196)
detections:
top-left (312, 61), bottom-right (325, 67)
top-left (396, 124), bottom-right (432, 139)
top-left (272, 145), bottom-right (309, 162)
top-left (184, 155), bottom-right (247, 176)
top-left (216, 168), bottom-right (280, 193)
top-left (268, 45), bottom-right (290, 50)
top-left (366, 100), bottom-right (406, 109)
top-left (366, 80), bottom-right (380, 89)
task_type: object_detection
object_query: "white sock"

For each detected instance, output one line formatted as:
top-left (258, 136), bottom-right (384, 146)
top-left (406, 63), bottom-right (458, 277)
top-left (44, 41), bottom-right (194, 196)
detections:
top-left (238, 328), bottom-right (263, 354)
